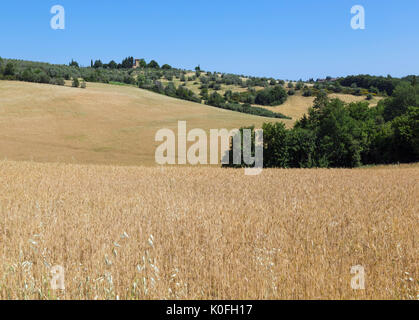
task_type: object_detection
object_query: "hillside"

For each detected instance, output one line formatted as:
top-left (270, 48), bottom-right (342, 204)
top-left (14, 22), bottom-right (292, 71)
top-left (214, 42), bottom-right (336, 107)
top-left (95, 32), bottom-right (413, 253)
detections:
top-left (0, 58), bottom-right (388, 122)
top-left (0, 80), bottom-right (285, 166)
top-left (158, 75), bottom-right (383, 122)
top-left (250, 91), bottom-right (382, 121)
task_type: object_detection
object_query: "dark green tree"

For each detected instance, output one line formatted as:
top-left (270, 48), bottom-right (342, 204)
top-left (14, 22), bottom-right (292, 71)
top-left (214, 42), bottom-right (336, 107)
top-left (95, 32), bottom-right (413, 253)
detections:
top-left (313, 90), bottom-right (329, 109)
top-left (254, 85), bottom-right (287, 106)
top-left (391, 106), bottom-right (419, 162)
top-left (121, 57), bottom-right (134, 69)
top-left (4, 62), bottom-right (15, 76)
top-left (138, 59), bottom-right (147, 68)
top-left (93, 60), bottom-right (103, 69)
top-left (147, 60), bottom-right (160, 69)
top-left (261, 122), bottom-right (289, 167)
top-left (108, 60), bottom-right (118, 69)
top-left (69, 59), bottom-right (79, 68)
top-left (286, 128), bottom-right (317, 168)
top-left (383, 82), bottom-right (419, 121)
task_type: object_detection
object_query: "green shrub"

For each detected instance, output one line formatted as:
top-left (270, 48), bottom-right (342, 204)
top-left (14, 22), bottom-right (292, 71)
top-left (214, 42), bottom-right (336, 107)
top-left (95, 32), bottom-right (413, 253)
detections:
top-left (213, 83), bottom-right (221, 91)
top-left (255, 85), bottom-right (288, 106)
top-left (302, 88), bottom-right (313, 97)
top-left (72, 77), bottom-right (80, 88)
top-left (369, 86), bottom-right (379, 94)
top-left (164, 82), bottom-right (177, 97)
top-left (353, 88), bottom-right (362, 96)
top-left (200, 87), bottom-right (209, 100)
top-left (50, 77), bottom-right (65, 86)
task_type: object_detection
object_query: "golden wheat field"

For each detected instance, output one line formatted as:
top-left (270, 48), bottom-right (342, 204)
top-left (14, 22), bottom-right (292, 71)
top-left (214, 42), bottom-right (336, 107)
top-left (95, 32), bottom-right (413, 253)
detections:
top-left (0, 160), bottom-right (417, 300)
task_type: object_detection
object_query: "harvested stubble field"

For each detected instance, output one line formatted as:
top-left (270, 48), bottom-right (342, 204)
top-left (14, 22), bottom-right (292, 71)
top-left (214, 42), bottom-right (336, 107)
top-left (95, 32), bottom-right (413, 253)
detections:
top-left (0, 160), bottom-right (417, 300)
top-left (0, 80), bottom-right (284, 166)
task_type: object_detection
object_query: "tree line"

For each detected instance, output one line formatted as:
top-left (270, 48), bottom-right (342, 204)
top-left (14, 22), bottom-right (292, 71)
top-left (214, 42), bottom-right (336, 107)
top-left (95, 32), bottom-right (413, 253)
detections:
top-left (337, 74), bottom-right (406, 96)
top-left (138, 77), bottom-right (290, 119)
top-left (225, 82), bottom-right (419, 168)
top-left (87, 57), bottom-right (164, 70)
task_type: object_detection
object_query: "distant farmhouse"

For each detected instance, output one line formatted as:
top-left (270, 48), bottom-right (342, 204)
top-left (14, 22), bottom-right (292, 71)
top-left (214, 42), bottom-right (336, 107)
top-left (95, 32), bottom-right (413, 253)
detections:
top-left (133, 59), bottom-right (141, 69)
top-left (317, 77), bottom-right (338, 83)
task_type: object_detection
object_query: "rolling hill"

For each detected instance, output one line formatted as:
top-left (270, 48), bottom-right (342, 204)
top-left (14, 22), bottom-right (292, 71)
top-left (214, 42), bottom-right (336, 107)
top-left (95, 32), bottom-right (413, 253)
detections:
top-left (0, 80), bottom-right (286, 166)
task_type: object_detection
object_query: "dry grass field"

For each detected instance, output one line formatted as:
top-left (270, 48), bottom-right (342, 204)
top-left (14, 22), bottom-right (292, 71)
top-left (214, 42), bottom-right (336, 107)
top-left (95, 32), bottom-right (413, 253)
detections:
top-left (0, 80), bottom-right (285, 166)
top-left (259, 93), bottom-right (382, 126)
top-left (0, 160), bottom-right (417, 300)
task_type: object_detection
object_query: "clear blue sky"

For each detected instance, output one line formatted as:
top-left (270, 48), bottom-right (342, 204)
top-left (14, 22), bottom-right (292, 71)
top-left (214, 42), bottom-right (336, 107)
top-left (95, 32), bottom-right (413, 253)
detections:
top-left (1, 0), bottom-right (418, 80)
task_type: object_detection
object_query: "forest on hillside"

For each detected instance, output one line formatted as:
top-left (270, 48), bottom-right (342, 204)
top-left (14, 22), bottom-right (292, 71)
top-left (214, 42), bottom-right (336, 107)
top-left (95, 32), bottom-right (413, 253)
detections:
top-left (226, 83), bottom-right (419, 168)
